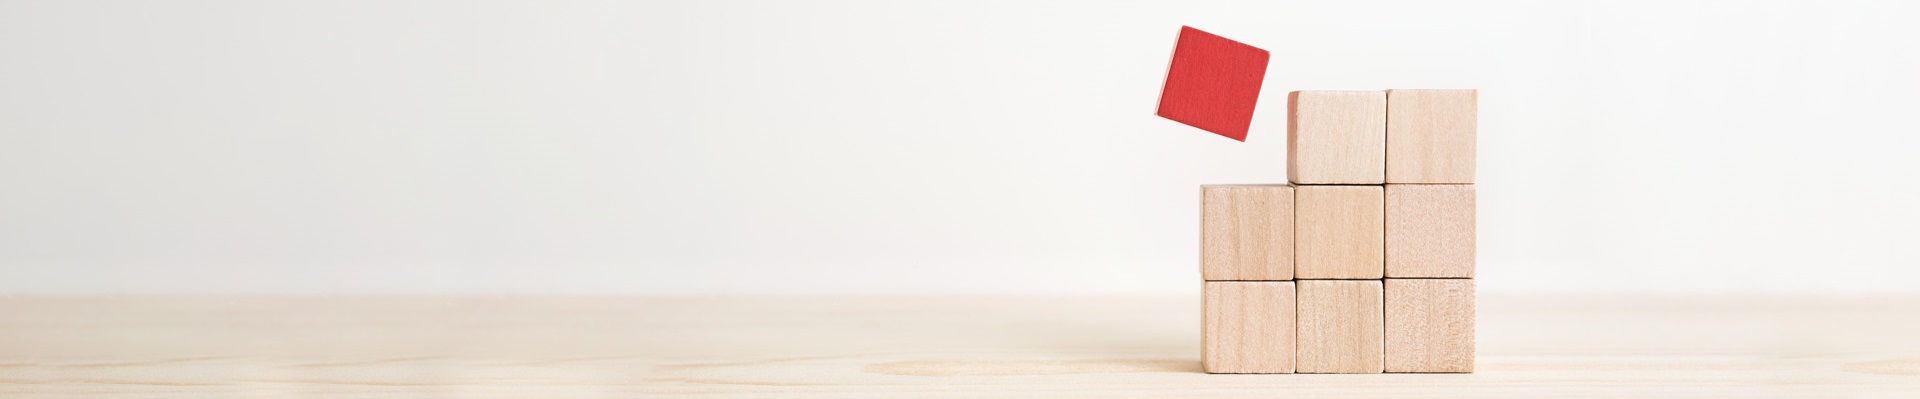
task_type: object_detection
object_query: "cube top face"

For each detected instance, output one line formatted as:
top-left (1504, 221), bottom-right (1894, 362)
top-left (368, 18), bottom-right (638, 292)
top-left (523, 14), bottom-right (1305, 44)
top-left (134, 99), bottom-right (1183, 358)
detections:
top-left (1203, 281), bottom-right (1296, 373)
top-left (1295, 280), bottom-right (1384, 374)
top-left (1385, 278), bottom-right (1475, 373)
top-left (1293, 185), bottom-right (1384, 279)
top-left (1201, 185), bottom-right (1293, 281)
top-left (1288, 91), bottom-right (1386, 184)
top-left (1385, 184), bottom-right (1475, 278)
top-left (1156, 26), bottom-right (1270, 142)
top-left (1386, 89), bottom-right (1477, 183)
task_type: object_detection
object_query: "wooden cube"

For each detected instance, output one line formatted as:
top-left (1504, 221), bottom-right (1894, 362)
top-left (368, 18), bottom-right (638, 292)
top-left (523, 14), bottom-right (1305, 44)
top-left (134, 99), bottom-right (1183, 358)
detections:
top-left (1201, 185), bottom-right (1293, 281)
top-left (1385, 184), bottom-right (1475, 278)
top-left (1288, 91), bottom-right (1386, 184)
top-left (1294, 185), bottom-right (1383, 279)
top-left (1385, 278), bottom-right (1475, 373)
top-left (1295, 280), bottom-right (1384, 373)
top-left (1203, 281), bottom-right (1296, 373)
top-left (1386, 89), bottom-right (1476, 183)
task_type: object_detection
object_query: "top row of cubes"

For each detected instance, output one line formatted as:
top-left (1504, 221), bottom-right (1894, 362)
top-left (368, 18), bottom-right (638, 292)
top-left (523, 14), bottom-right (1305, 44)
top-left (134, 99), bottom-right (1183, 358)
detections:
top-left (1288, 90), bottom-right (1477, 184)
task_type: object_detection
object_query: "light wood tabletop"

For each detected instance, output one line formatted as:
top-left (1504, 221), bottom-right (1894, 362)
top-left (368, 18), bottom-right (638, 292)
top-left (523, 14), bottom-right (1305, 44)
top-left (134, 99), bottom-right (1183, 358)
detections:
top-left (2, 295), bottom-right (1918, 398)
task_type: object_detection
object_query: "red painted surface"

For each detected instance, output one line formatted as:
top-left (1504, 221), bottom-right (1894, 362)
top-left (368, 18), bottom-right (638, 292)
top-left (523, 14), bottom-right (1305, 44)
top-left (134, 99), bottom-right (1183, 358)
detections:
top-left (1156, 26), bottom-right (1270, 142)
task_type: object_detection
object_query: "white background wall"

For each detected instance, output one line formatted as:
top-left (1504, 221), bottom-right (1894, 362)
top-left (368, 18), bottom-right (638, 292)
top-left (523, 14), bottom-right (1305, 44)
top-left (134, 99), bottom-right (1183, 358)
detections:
top-left (3, 0), bottom-right (1917, 295)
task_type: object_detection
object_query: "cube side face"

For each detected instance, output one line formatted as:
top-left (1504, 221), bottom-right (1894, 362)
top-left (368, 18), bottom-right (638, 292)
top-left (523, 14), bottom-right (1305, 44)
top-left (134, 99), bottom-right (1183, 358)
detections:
top-left (1203, 281), bottom-right (1297, 373)
top-left (1295, 280), bottom-right (1385, 374)
top-left (1288, 91), bottom-right (1386, 184)
top-left (1385, 278), bottom-right (1476, 373)
top-left (1201, 185), bottom-right (1294, 280)
top-left (1385, 184), bottom-right (1476, 278)
top-left (1156, 27), bottom-right (1270, 141)
top-left (1386, 89), bottom-right (1477, 183)
top-left (1294, 185), bottom-right (1384, 279)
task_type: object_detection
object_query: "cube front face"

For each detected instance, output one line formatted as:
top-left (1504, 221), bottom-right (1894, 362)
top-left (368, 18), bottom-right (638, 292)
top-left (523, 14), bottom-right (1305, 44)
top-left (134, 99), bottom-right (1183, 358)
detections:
top-left (1385, 184), bottom-right (1476, 278)
top-left (1386, 90), bottom-right (1477, 184)
top-left (1294, 185), bottom-right (1384, 279)
top-left (1295, 280), bottom-right (1384, 374)
top-left (1203, 281), bottom-right (1296, 373)
top-left (1385, 279), bottom-right (1475, 373)
top-left (1201, 185), bottom-right (1294, 281)
top-left (1288, 91), bottom-right (1386, 185)
top-left (1156, 26), bottom-right (1271, 141)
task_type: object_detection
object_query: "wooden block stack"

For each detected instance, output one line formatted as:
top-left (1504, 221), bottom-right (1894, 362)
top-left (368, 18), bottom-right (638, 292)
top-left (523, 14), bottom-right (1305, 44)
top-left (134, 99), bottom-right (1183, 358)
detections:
top-left (1202, 89), bottom-right (1476, 374)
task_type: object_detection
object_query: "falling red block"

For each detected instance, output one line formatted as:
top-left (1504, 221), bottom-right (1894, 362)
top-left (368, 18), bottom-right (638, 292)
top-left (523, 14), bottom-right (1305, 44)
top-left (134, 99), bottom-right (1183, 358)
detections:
top-left (1157, 26), bottom-right (1270, 142)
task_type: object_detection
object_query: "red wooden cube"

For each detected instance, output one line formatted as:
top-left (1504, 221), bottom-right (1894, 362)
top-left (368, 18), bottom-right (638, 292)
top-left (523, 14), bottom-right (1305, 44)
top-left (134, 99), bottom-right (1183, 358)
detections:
top-left (1157, 26), bottom-right (1271, 142)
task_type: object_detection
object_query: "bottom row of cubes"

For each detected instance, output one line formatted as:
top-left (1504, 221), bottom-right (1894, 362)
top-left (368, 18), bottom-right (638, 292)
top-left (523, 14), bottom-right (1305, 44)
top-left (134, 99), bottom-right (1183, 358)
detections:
top-left (1202, 279), bottom-right (1474, 374)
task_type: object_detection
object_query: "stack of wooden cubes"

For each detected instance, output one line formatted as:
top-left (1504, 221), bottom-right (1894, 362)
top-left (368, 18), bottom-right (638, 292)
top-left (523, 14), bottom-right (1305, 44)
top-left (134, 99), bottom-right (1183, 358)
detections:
top-left (1201, 90), bottom-right (1476, 374)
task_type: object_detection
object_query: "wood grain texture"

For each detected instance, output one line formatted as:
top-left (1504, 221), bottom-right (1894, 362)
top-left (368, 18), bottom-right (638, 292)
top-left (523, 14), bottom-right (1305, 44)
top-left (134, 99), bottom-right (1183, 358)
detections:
top-left (1288, 90), bottom-right (1387, 184)
top-left (1295, 185), bottom-right (1384, 279)
top-left (1296, 280), bottom-right (1385, 374)
top-left (1386, 278), bottom-right (1475, 373)
top-left (4, 295), bottom-right (1920, 398)
top-left (1386, 89), bottom-right (1476, 183)
top-left (1201, 185), bottom-right (1293, 281)
top-left (1203, 281), bottom-right (1295, 373)
top-left (1385, 184), bottom-right (1475, 278)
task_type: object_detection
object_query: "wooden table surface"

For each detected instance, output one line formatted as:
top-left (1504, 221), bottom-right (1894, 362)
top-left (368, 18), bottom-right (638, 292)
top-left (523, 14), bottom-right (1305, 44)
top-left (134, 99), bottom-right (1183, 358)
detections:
top-left (2, 295), bottom-right (1918, 398)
